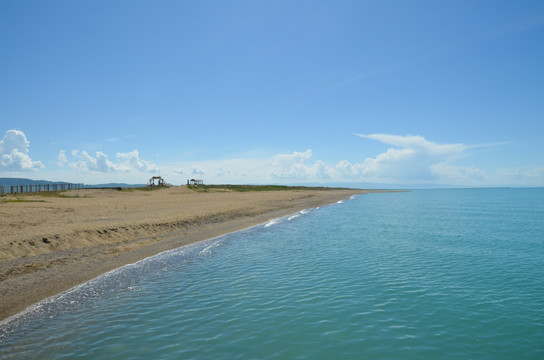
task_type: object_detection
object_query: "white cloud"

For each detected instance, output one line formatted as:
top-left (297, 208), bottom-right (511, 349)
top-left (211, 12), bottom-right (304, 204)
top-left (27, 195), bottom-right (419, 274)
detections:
top-left (335, 160), bottom-right (364, 178)
top-left (70, 150), bottom-right (121, 173)
top-left (353, 133), bottom-right (473, 183)
top-left (116, 150), bottom-right (160, 172)
top-left (430, 163), bottom-right (486, 182)
top-left (212, 166), bottom-right (232, 177)
top-left (272, 149), bottom-right (313, 166)
top-left (523, 166), bottom-right (544, 179)
top-left (65, 149), bottom-right (159, 174)
top-left (357, 133), bottom-right (467, 160)
top-left (270, 150), bottom-right (334, 180)
top-left (494, 166), bottom-right (544, 186)
top-left (57, 150), bottom-right (68, 167)
top-left (192, 167), bottom-right (204, 176)
top-left (0, 130), bottom-right (44, 171)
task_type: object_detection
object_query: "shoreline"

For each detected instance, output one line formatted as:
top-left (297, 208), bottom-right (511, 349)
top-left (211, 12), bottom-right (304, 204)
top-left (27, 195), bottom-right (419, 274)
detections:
top-left (1, 215), bottom-right (283, 327)
top-left (0, 187), bottom-right (387, 322)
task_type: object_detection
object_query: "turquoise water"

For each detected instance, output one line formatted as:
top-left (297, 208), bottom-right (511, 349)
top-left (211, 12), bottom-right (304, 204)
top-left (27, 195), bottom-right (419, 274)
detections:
top-left (1, 188), bottom-right (543, 359)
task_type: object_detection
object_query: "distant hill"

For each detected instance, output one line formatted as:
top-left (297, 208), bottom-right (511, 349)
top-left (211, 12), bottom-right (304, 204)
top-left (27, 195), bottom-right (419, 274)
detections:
top-left (0, 178), bottom-right (144, 189)
top-left (0, 177), bottom-right (73, 186)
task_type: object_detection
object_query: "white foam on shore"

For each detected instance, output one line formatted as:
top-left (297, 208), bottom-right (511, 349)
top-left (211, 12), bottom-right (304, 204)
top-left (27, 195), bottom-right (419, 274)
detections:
top-left (266, 208), bottom-right (314, 227)
top-left (264, 218), bottom-right (283, 227)
top-left (288, 209), bottom-right (310, 221)
top-left (199, 238), bottom-right (225, 255)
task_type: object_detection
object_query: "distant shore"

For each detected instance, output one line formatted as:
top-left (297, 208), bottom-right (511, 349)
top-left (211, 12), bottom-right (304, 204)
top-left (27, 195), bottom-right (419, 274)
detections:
top-left (0, 186), bottom-right (391, 322)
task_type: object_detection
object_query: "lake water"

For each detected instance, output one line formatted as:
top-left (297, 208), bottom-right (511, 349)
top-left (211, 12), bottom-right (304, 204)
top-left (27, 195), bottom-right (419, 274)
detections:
top-left (1, 188), bottom-right (543, 359)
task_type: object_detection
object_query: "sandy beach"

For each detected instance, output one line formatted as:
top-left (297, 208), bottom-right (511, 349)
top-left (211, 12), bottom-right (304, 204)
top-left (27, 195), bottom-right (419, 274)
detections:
top-left (0, 186), bottom-right (379, 321)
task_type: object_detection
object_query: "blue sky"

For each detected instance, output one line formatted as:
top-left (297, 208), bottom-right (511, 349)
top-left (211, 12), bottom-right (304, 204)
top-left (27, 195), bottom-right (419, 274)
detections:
top-left (1, 0), bottom-right (543, 187)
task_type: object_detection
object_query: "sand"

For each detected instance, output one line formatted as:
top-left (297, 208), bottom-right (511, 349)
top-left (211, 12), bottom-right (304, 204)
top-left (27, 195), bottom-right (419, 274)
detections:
top-left (0, 186), bottom-right (378, 322)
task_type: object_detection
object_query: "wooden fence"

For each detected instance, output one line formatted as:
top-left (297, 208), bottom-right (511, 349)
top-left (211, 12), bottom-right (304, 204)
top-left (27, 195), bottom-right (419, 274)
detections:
top-left (0, 183), bottom-right (84, 195)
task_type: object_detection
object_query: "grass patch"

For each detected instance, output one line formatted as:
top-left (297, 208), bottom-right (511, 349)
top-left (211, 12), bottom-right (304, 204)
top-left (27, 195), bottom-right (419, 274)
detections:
top-left (1, 198), bottom-right (46, 203)
top-left (136, 186), bottom-right (170, 191)
top-left (120, 186), bottom-right (170, 192)
top-left (2, 190), bottom-right (88, 199)
top-left (187, 184), bottom-right (349, 192)
top-left (119, 187), bottom-right (136, 192)
top-left (34, 191), bottom-right (81, 198)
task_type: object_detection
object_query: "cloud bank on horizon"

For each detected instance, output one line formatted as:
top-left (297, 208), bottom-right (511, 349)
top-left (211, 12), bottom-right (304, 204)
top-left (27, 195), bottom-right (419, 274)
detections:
top-left (1, 129), bottom-right (542, 187)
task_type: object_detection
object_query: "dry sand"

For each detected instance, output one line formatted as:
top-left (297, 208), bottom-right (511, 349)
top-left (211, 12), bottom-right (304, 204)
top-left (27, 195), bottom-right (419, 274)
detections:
top-left (0, 186), bottom-right (379, 322)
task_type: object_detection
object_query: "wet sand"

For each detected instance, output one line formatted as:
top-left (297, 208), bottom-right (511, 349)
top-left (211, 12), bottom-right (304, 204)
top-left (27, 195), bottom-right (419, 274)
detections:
top-left (0, 186), bottom-right (381, 321)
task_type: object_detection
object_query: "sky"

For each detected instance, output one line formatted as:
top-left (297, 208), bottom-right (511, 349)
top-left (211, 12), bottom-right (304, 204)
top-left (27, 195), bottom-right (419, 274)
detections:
top-left (1, 0), bottom-right (543, 187)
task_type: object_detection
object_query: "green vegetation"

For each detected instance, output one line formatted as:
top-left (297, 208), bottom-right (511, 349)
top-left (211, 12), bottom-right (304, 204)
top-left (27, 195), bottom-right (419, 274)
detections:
top-left (1, 190), bottom-right (87, 199)
top-left (137, 186), bottom-right (170, 191)
top-left (186, 184), bottom-right (348, 192)
top-left (27, 191), bottom-right (84, 198)
top-left (1, 198), bottom-right (46, 203)
top-left (121, 186), bottom-right (169, 192)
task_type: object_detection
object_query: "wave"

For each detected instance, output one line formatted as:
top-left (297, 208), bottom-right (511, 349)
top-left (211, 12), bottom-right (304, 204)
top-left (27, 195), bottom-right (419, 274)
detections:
top-left (199, 238), bottom-right (225, 255)
top-left (264, 218), bottom-right (283, 228)
top-left (265, 209), bottom-right (314, 227)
